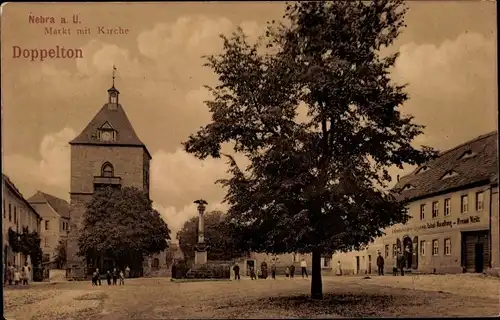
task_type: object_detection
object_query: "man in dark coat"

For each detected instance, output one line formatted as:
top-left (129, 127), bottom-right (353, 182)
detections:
top-left (233, 264), bottom-right (240, 280)
top-left (376, 252), bottom-right (385, 276)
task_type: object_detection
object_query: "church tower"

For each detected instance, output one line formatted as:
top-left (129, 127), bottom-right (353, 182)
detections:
top-left (66, 73), bottom-right (152, 278)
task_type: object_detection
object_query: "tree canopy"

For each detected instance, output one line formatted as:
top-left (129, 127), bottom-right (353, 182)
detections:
top-left (8, 227), bottom-right (43, 267)
top-left (177, 210), bottom-right (247, 262)
top-left (78, 186), bottom-right (171, 268)
top-left (183, 0), bottom-right (437, 298)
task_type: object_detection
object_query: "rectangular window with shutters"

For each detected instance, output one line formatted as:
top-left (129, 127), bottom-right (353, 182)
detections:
top-left (384, 245), bottom-right (389, 258)
top-left (432, 201), bottom-right (439, 218)
top-left (45, 220), bottom-right (49, 230)
top-left (8, 204), bottom-right (11, 222)
top-left (420, 204), bottom-right (425, 220)
top-left (476, 192), bottom-right (484, 211)
top-left (432, 239), bottom-right (439, 256)
top-left (420, 240), bottom-right (426, 256)
top-left (392, 244), bottom-right (397, 258)
top-left (444, 238), bottom-right (451, 255)
top-left (13, 206), bottom-right (17, 224)
top-left (444, 198), bottom-right (451, 216)
top-left (461, 195), bottom-right (469, 213)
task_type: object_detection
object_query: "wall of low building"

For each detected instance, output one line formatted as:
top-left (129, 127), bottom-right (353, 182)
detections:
top-left (30, 202), bottom-right (62, 262)
top-left (332, 185), bottom-right (493, 275)
top-left (490, 186), bottom-right (499, 268)
top-left (231, 252), bottom-right (335, 277)
top-left (2, 181), bottom-right (41, 269)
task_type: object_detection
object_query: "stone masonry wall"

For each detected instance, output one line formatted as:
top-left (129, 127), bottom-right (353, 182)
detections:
top-left (67, 144), bottom-right (147, 277)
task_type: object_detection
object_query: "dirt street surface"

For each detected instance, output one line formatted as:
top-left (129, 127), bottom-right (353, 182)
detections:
top-left (4, 274), bottom-right (499, 319)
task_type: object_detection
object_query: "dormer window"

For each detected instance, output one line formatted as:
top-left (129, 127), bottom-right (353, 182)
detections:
top-left (401, 184), bottom-right (415, 191)
top-left (459, 150), bottom-right (477, 160)
top-left (416, 166), bottom-right (429, 174)
top-left (97, 122), bottom-right (117, 142)
top-left (441, 170), bottom-right (459, 180)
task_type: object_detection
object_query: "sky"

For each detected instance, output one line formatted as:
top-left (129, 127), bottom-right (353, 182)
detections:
top-left (1, 2), bottom-right (497, 236)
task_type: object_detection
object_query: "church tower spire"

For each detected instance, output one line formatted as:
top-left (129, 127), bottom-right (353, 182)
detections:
top-left (107, 65), bottom-right (119, 105)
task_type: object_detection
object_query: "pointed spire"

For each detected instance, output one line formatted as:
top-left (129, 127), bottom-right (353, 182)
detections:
top-left (112, 65), bottom-right (116, 87)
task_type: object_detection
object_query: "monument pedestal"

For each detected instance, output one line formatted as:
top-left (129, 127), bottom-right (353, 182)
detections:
top-left (194, 244), bottom-right (207, 265)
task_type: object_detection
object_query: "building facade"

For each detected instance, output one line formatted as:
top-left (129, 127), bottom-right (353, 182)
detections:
top-left (233, 252), bottom-right (334, 277)
top-left (28, 191), bottom-right (70, 267)
top-left (66, 83), bottom-right (153, 278)
top-left (2, 174), bottom-right (42, 274)
top-left (331, 132), bottom-right (499, 275)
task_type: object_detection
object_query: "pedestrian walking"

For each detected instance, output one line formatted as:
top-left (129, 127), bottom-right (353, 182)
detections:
top-left (377, 252), bottom-right (385, 276)
top-left (92, 270), bottom-right (98, 286)
top-left (257, 268), bottom-right (263, 279)
top-left (125, 266), bottom-right (130, 278)
top-left (290, 264), bottom-right (295, 278)
top-left (271, 263), bottom-right (276, 279)
top-left (21, 262), bottom-right (30, 285)
top-left (232, 264), bottom-right (240, 280)
top-left (6, 263), bottom-right (14, 285)
top-left (335, 261), bottom-right (343, 276)
top-left (261, 261), bottom-right (268, 279)
top-left (300, 259), bottom-right (308, 278)
top-left (13, 267), bottom-right (20, 285)
top-left (95, 268), bottom-right (102, 285)
top-left (106, 270), bottom-right (112, 285)
top-left (285, 266), bottom-right (290, 278)
top-left (119, 270), bottom-right (125, 285)
top-left (249, 266), bottom-right (256, 280)
top-left (112, 268), bottom-right (118, 285)
top-left (397, 250), bottom-right (405, 276)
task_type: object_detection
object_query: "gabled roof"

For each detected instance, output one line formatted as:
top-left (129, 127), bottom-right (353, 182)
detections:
top-left (2, 174), bottom-right (41, 220)
top-left (69, 89), bottom-right (151, 159)
top-left (27, 191), bottom-right (70, 219)
top-left (394, 131), bottom-right (498, 200)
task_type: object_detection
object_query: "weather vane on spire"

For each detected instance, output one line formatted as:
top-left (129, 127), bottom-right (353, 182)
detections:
top-left (112, 65), bottom-right (117, 87)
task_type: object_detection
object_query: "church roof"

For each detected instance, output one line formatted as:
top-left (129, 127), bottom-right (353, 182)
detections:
top-left (27, 191), bottom-right (70, 219)
top-left (69, 100), bottom-right (152, 159)
top-left (393, 131), bottom-right (498, 201)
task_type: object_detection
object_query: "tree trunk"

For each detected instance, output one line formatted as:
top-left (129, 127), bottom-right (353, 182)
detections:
top-left (311, 250), bottom-right (323, 299)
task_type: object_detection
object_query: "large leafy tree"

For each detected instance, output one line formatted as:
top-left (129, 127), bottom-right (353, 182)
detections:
top-left (78, 187), bottom-right (171, 269)
top-left (183, 0), bottom-right (436, 299)
top-left (177, 210), bottom-right (247, 262)
top-left (9, 227), bottom-right (43, 267)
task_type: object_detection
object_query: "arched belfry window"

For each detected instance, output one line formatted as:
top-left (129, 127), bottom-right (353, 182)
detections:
top-left (101, 162), bottom-right (114, 177)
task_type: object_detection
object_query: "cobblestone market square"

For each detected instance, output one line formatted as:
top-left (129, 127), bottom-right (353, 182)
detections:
top-left (4, 274), bottom-right (499, 319)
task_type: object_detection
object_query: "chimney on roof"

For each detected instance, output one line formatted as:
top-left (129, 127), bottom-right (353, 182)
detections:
top-left (397, 175), bottom-right (400, 182)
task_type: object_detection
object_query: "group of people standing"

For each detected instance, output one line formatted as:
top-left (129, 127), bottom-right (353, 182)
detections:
top-left (232, 258), bottom-right (310, 280)
top-left (92, 266), bottom-right (129, 286)
top-left (4, 262), bottom-right (31, 286)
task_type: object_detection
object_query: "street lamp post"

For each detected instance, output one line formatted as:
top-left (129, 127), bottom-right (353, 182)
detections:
top-left (194, 199), bottom-right (208, 266)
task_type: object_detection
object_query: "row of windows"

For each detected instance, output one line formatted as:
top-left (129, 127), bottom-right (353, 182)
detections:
top-left (384, 238), bottom-right (452, 258)
top-left (4, 199), bottom-right (21, 224)
top-left (418, 192), bottom-right (484, 220)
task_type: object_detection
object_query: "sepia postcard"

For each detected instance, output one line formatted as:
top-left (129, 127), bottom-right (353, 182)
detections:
top-left (1, 1), bottom-right (498, 319)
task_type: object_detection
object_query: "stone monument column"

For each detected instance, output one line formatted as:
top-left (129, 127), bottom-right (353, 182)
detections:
top-left (194, 199), bottom-right (208, 265)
